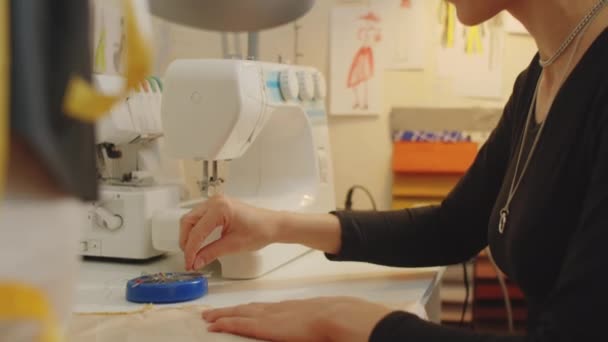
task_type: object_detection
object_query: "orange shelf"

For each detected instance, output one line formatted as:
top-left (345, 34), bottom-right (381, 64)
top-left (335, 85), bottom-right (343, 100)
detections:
top-left (392, 173), bottom-right (463, 197)
top-left (393, 142), bottom-right (478, 174)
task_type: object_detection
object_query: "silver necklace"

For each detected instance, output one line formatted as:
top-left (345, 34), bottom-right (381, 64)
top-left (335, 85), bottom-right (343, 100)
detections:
top-left (539, 0), bottom-right (608, 67)
top-left (498, 3), bottom-right (605, 234)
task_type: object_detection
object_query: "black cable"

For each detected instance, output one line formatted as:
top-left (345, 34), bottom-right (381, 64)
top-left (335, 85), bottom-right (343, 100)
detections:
top-left (460, 261), bottom-right (470, 327)
top-left (487, 250), bottom-right (514, 332)
top-left (344, 185), bottom-right (377, 211)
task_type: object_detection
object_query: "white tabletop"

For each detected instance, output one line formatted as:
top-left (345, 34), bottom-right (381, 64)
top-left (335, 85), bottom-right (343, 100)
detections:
top-left (75, 250), bottom-right (442, 318)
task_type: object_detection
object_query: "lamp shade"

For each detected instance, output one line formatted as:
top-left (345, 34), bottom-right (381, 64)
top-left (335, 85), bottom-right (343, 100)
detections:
top-left (148, 0), bottom-right (315, 32)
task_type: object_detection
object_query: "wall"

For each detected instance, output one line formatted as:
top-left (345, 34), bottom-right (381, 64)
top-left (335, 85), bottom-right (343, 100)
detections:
top-left (100, 0), bottom-right (538, 209)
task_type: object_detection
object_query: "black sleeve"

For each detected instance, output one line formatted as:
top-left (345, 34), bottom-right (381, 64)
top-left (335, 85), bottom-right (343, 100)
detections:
top-left (326, 76), bottom-right (523, 267)
top-left (370, 107), bottom-right (608, 341)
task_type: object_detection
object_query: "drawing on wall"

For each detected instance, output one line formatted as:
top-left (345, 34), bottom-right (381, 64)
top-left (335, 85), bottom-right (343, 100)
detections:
top-left (93, 2), bottom-right (126, 75)
top-left (436, 1), bottom-right (504, 99)
top-left (373, 0), bottom-right (426, 70)
top-left (113, 17), bottom-right (126, 74)
top-left (94, 11), bottom-right (107, 73)
top-left (346, 11), bottom-right (382, 110)
top-left (331, 7), bottom-right (386, 115)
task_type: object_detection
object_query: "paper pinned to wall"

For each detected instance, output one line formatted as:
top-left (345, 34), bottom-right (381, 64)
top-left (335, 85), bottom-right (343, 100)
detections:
top-left (153, 19), bottom-right (172, 74)
top-left (330, 6), bottom-right (386, 116)
top-left (504, 12), bottom-right (529, 35)
top-left (373, 0), bottom-right (427, 70)
top-left (435, 1), bottom-right (504, 99)
top-left (93, 1), bottom-right (126, 75)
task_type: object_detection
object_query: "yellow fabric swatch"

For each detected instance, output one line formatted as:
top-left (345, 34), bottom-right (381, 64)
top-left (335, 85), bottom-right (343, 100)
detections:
top-left (0, 283), bottom-right (60, 342)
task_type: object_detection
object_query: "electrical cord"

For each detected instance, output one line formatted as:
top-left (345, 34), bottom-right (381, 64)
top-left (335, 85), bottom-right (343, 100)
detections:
top-left (344, 185), bottom-right (377, 211)
top-left (487, 248), bottom-right (514, 333)
top-left (460, 261), bottom-right (470, 327)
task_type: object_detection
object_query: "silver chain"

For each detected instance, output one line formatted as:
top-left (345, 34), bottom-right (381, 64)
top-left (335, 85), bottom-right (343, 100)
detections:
top-left (539, 0), bottom-right (608, 67)
top-left (499, 2), bottom-right (605, 234)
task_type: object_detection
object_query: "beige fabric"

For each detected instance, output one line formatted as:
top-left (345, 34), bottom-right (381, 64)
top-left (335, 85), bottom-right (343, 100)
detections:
top-left (67, 305), bottom-right (259, 342)
top-left (67, 302), bottom-right (427, 341)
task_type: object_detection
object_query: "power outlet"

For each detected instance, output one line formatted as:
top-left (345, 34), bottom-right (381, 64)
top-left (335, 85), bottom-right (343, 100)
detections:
top-left (81, 239), bottom-right (102, 256)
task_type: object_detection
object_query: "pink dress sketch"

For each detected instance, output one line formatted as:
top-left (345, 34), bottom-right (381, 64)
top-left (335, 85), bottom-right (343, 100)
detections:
top-left (346, 11), bottom-right (382, 110)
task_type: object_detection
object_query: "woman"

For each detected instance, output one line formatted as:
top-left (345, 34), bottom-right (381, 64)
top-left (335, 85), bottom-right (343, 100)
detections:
top-left (181, 0), bottom-right (608, 340)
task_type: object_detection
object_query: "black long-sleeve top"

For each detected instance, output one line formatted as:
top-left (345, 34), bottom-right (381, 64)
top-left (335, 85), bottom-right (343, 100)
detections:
top-left (327, 28), bottom-right (608, 341)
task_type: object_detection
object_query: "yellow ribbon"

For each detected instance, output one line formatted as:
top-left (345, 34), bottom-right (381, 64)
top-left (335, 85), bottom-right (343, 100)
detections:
top-left (63, 0), bottom-right (153, 122)
top-left (0, 284), bottom-right (61, 342)
top-left (444, 2), bottom-right (456, 49)
top-left (94, 22), bottom-right (108, 73)
top-left (465, 26), bottom-right (483, 54)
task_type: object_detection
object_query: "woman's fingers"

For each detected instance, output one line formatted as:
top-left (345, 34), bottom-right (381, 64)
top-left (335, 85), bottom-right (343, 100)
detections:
top-left (203, 303), bottom-right (268, 322)
top-left (179, 204), bottom-right (208, 251)
top-left (192, 235), bottom-right (241, 270)
top-left (207, 317), bottom-right (268, 340)
top-left (203, 301), bottom-right (301, 323)
top-left (183, 212), bottom-right (222, 270)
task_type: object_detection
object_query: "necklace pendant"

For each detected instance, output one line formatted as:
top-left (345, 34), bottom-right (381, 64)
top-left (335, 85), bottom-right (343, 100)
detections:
top-left (499, 209), bottom-right (509, 234)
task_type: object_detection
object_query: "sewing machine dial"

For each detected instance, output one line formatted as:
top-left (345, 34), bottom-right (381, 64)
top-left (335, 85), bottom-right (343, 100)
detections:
top-left (297, 71), bottom-right (315, 101)
top-left (313, 72), bottom-right (327, 100)
top-left (279, 69), bottom-right (299, 101)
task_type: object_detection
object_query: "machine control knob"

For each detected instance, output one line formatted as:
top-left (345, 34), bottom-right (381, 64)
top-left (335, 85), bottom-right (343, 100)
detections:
top-left (297, 71), bottom-right (315, 101)
top-left (92, 206), bottom-right (123, 231)
top-left (279, 69), bottom-right (299, 101)
top-left (313, 72), bottom-right (327, 100)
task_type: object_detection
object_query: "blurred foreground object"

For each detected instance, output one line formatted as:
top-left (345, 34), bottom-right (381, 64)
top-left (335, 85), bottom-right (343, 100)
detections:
top-left (148, 0), bottom-right (314, 32)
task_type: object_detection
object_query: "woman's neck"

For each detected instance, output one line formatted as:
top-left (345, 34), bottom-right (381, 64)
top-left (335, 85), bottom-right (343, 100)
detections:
top-left (508, 0), bottom-right (608, 82)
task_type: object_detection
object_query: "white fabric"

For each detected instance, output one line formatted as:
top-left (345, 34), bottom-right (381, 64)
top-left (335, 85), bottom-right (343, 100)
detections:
top-left (0, 198), bottom-right (86, 339)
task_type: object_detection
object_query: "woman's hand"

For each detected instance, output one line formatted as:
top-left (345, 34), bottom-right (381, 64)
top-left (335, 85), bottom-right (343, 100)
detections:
top-left (180, 195), bottom-right (280, 271)
top-left (202, 297), bottom-right (392, 342)
top-left (180, 195), bottom-right (343, 271)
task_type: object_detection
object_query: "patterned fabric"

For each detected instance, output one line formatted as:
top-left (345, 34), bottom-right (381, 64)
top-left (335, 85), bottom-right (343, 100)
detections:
top-left (393, 130), bottom-right (472, 142)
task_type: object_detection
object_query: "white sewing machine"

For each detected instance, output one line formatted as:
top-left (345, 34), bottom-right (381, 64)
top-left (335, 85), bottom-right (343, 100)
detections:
top-left (82, 59), bottom-right (335, 279)
top-left (81, 74), bottom-right (183, 260)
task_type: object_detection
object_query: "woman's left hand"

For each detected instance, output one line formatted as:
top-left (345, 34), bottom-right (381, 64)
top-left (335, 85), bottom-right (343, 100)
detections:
top-left (202, 296), bottom-right (393, 342)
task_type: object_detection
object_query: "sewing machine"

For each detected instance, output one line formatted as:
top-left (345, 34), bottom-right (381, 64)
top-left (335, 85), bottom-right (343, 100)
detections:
top-left (82, 60), bottom-right (335, 279)
top-left (80, 74), bottom-right (184, 260)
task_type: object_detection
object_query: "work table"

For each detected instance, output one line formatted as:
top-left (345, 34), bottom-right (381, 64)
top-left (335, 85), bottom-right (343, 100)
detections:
top-left (74, 250), bottom-right (444, 339)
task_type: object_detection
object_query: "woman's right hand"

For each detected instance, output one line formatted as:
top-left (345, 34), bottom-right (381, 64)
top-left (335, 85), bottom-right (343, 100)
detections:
top-left (179, 195), bottom-right (280, 271)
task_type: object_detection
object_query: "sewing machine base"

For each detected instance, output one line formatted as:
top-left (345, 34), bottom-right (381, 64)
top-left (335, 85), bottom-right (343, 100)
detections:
top-left (215, 243), bottom-right (311, 279)
top-left (81, 185), bottom-right (180, 260)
